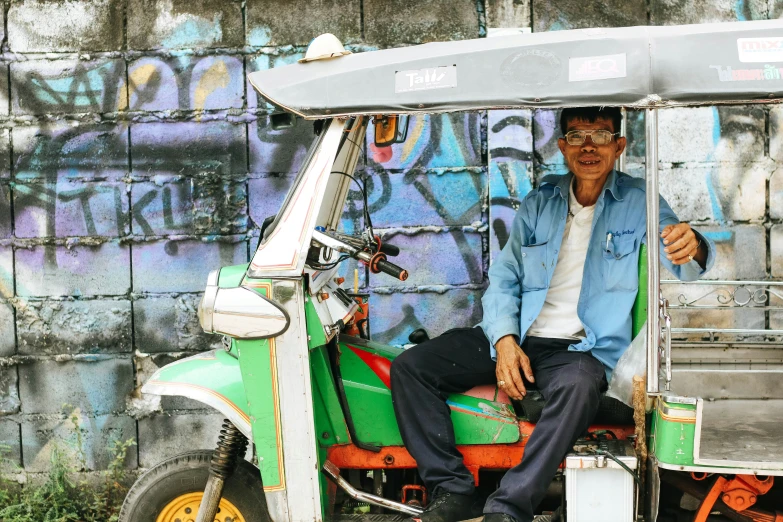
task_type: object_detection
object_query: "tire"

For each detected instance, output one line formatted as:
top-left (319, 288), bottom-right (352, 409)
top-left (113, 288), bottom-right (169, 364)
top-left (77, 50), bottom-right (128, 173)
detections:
top-left (119, 450), bottom-right (271, 522)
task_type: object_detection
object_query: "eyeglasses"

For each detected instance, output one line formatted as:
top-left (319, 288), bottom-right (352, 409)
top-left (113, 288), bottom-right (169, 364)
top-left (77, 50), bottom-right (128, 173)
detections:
top-left (563, 130), bottom-right (620, 146)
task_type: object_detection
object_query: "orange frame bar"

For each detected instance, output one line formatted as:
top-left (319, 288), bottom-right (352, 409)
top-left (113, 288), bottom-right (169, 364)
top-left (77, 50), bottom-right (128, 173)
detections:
top-left (327, 422), bottom-right (635, 485)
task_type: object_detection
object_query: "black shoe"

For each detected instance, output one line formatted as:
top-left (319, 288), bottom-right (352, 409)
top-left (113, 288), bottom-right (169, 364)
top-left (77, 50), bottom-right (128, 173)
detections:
top-left (482, 513), bottom-right (519, 522)
top-left (412, 490), bottom-right (483, 522)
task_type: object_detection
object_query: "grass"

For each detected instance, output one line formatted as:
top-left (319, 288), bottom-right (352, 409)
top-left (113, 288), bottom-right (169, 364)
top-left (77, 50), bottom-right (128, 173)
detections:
top-left (0, 433), bottom-right (136, 522)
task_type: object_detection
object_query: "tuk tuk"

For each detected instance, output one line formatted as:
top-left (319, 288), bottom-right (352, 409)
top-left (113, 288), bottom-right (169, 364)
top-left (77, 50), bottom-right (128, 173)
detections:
top-left (120, 19), bottom-right (783, 522)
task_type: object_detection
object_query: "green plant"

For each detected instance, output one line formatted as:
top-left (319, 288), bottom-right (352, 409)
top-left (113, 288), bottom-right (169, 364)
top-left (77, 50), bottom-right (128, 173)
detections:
top-left (85, 438), bottom-right (137, 522)
top-left (0, 444), bottom-right (82, 521)
top-left (67, 407), bottom-right (87, 473)
top-left (0, 437), bottom-right (136, 522)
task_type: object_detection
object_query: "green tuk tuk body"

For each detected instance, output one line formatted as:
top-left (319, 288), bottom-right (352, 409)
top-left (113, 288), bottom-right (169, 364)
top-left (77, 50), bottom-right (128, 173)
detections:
top-left (120, 19), bottom-right (783, 522)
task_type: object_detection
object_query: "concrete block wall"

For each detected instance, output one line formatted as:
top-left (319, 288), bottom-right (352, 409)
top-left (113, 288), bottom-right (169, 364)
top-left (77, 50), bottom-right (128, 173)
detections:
top-left (0, 0), bottom-right (779, 477)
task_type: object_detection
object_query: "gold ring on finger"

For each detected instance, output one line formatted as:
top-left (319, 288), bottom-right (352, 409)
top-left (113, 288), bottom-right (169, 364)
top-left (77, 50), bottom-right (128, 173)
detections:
top-left (497, 380), bottom-right (505, 387)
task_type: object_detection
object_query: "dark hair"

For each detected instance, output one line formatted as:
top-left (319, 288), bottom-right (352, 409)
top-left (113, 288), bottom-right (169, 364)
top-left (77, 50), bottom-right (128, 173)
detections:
top-left (560, 107), bottom-right (622, 135)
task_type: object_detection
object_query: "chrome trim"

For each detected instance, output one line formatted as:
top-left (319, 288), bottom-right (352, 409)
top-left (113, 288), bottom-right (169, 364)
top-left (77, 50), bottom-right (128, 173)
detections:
top-left (662, 280), bottom-right (783, 313)
top-left (142, 380), bottom-right (252, 441)
top-left (198, 269), bottom-right (220, 333)
top-left (662, 395), bottom-right (697, 405)
top-left (323, 460), bottom-right (423, 516)
top-left (662, 297), bottom-right (672, 391)
top-left (321, 117), bottom-right (367, 231)
top-left (646, 108), bottom-right (660, 395)
top-left (662, 279), bottom-right (783, 286)
top-left (692, 398), bottom-right (704, 463)
top-left (672, 328), bottom-right (783, 335)
top-left (671, 342), bottom-right (783, 349)
top-left (207, 286), bottom-right (290, 339)
top-left (249, 120), bottom-right (344, 277)
top-left (616, 107), bottom-right (626, 172)
top-left (311, 229), bottom-right (357, 255)
top-left (275, 281), bottom-right (323, 522)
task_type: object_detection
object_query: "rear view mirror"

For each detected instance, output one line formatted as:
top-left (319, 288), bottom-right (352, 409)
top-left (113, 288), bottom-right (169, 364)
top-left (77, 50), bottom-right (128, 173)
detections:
top-left (198, 276), bottom-right (290, 340)
top-left (374, 115), bottom-right (409, 147)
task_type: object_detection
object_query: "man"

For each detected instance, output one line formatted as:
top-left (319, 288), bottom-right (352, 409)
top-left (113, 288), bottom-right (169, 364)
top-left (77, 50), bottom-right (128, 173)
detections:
top-left (390, 106), bottom-right (714, 522)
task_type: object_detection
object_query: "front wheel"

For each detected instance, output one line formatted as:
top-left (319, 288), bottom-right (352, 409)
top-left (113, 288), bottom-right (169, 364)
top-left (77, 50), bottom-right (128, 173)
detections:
top-left (119, 450), bottom-right (270, 522)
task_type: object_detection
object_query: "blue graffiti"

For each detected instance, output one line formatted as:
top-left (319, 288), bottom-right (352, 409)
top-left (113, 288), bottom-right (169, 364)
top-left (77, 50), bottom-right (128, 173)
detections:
top-left (162, 17), bottom-right (224, 48)
top-left (734, 0), bottom-right (748, 21)
top-left (248, 26), bottom-right (272, 47)
top-left (707, 107), bottom-right (730, 242)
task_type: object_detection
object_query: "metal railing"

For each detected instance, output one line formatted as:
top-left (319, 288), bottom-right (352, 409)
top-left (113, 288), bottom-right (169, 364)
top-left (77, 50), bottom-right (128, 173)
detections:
top-left (645, 108), bottom-right (661, 394)
top-left (662, 279), bottom-right (783, 342)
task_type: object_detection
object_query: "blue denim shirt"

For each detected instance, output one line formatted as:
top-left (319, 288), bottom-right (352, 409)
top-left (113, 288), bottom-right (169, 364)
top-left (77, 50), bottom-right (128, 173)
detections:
top-left (479, 170), bottom-right (715, 378)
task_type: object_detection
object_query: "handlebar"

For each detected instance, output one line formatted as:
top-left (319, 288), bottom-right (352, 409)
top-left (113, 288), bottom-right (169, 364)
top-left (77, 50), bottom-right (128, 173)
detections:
top-left (372, 256), bottom-right (408, 281)
top-left (378, 242), bottom-right (400, 257)
top-left (330, 230), bottom-right (400, 257)
top-left (311, 229), bottom-right (409, 281)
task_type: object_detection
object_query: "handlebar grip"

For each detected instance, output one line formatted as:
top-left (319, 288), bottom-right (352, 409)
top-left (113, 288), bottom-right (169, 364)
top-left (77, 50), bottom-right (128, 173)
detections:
top-left (373, 257), bottom-right (408, 281)
top-left (379, 242), bottom-right (400, 257)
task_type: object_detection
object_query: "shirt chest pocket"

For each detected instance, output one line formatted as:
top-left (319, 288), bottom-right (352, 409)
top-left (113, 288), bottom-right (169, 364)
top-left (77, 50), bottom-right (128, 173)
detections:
top-left (520, 243), bottom-right (549, 290)
top-left (601, 236), bottom-right (639, 292)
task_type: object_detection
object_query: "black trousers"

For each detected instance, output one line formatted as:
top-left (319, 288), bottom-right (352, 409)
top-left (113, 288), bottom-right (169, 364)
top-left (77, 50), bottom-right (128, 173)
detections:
top-left (389, 327), bottom-right (607, 522)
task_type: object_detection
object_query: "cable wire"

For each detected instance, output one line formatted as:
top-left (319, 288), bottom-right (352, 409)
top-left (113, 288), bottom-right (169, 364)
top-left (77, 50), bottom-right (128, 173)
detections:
top-left (310, 255), bottom-right (351, 270)
top-left (331, 170), bottom-right (374, 237)
top-left (595, 449), bottom-right (641, 485)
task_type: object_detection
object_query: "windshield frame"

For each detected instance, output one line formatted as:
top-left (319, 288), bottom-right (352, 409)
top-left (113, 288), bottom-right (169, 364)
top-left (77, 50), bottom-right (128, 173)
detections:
top-left (258, 119), bottom-right (333, 246)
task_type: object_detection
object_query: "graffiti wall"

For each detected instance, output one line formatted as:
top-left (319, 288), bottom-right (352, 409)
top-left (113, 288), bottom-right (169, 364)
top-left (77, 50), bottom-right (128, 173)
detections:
top-left (0, 0), bottom-right (779, 476)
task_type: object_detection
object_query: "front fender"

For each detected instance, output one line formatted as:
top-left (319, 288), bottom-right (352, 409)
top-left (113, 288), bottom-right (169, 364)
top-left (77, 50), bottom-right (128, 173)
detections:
top-left (142, 349), bottom-right (251, 440)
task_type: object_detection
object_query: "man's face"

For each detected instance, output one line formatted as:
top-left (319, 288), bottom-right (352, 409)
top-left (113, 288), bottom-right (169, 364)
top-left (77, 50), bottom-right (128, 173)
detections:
top-left (557, 117), bottom-right (627, 184)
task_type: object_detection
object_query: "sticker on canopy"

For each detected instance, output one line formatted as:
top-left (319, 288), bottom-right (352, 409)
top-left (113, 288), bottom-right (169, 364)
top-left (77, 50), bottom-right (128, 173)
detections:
top-left (709, 64), bottom-right (783, 81)
top-left (395, 65), bottom-right (457, 93)
top-left (501, 49), bottom-right (561, 87)
top-left (568, 53), bottom-right (626, 82)
top-left (737, 37), bottom-right (783, 63)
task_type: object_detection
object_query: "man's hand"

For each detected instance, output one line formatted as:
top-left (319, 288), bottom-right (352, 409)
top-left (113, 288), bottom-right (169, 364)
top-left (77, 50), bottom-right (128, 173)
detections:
top-left (495, 335), bottom-right (535, 400)
top-left (661, 223), bottom-right (706, 267)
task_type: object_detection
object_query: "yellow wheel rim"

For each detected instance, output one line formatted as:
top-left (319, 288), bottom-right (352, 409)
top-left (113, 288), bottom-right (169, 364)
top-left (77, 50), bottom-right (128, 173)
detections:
top-left (156, 492), bottom-right (247, 522)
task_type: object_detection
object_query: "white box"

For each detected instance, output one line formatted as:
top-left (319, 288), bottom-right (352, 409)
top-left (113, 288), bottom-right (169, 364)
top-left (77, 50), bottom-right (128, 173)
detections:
top-left (565, 440), bottom-right (637, 522)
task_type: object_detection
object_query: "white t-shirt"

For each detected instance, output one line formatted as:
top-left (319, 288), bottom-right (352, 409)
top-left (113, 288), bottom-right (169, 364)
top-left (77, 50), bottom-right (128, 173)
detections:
top-left (527, 180), bottom-right (594, 340)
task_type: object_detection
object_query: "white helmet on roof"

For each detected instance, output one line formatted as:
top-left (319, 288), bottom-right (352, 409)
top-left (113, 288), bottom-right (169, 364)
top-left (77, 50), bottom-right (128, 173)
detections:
top-left (299, 33), bottom-right (352, 63)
